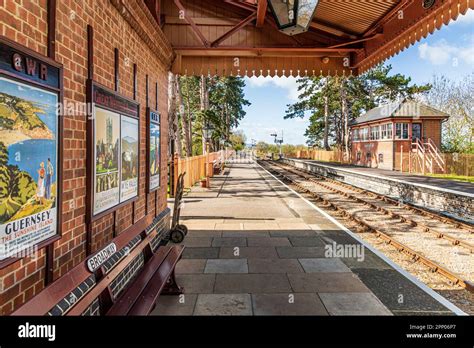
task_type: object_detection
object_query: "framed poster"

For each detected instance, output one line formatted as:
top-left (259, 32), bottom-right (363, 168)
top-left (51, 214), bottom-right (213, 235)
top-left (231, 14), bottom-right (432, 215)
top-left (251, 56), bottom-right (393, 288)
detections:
top-left (0, 37), bottom-right (62, 262)
top-left (146, 107), bottom-right (160, 193)
top-left (87, 80), bottom-right (139, 219)
top-left (120, 115), bottom-right (139, 202)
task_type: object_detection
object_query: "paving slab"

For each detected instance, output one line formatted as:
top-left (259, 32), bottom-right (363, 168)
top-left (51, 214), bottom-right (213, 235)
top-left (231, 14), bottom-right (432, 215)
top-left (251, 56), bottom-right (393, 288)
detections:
top-left (204, 259), bottom-right (248, 274)
top-left (248, 259), bottom-right (303, 274)
top-left (214, 274), bottom-right (292, 293)
top-left (247, 237), bottom-right (291, 247)
top-left (176, 274), bottom-right (216, 293)
top-left (151, 294), bottom-right (197, 316)
top-left (182, 247), bottom-right (220, 259)
top-left (211, 237), bottom-right (247, 247)
top-left (277, 223), bottom-right (311, 230)
top-left (299, 258), bottom-right (352, 273)
top-left (215, 223), bottom-right (243, 230)
top-left (222, 230), bottom-right (271, 238)
top-left (269, 230), bottom-right (318, 237)
top-left (194, 294), bottom-right (253, 315)
top-left (319, 292), bottom-right (392, 315)
top-left (187, 230), bottom-right (223, 237)
top-left (252, 293), bottom-right (328, 316)
top-left (288, 273), bottom-right (370, 293)
top-left (219, 246), bottom-right (279, 259)
top-left (176, 259), bottom-right (207, 274)
top-left (181, 237), bottom-right (213, 247)
top-left (288, 236), bottom-right (326, 247)
top-left (243, 222), bottom-right (280, 230)
top-left (276, 246), bottom-right (327, 258)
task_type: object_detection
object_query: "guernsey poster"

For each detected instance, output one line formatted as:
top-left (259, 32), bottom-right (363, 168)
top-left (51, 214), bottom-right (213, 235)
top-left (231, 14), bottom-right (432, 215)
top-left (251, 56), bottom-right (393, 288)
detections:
top-left (93, 107), bottom-right (120, 215)
top-left (149, 111), bottom-right (160, 191)
top-left (120, 115), bottom-right (138, 202)
top-left (0, 76), bottom-right (58, 260)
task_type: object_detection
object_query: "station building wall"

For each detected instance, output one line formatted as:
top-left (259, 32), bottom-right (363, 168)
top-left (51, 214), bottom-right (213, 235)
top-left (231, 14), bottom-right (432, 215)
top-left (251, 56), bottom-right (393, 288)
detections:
top-left (0, 0), bottom-right (172, 314)
top-left (351, 140), bottom-right (395, 170)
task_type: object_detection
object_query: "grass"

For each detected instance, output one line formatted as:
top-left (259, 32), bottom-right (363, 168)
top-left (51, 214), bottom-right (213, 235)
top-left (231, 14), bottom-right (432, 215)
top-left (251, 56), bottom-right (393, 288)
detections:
top-left (426, 173), bottom-right (474, 183)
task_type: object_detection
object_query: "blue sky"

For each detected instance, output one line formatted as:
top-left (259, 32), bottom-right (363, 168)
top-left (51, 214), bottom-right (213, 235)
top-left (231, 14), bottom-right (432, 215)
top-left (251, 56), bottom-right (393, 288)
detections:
top-left (239, 10), bottom-right (474, 145)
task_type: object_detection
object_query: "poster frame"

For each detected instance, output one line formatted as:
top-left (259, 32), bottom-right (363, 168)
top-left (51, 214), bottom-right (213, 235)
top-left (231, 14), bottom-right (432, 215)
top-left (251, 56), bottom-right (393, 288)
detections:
top-left (146, 107), bottom-right (161, 194)
top-left (0, 36), bottom-right (63, 268)
top-left (86, 79), bottom-right (140, 222)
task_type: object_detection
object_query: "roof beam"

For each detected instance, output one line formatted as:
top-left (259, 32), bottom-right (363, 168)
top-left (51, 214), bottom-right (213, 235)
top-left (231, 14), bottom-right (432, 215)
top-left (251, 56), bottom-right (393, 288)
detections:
top-left (328, 33), bottom-right (383, 49)
top-left (256, 0), bottom-right (267, 27)
top-left (172, 0), bottom-right (210, 47)
top-left (310, 21), bottom-right (358, 39)
top-left (174, 46), bottom-right (358, 57)
top-left (211, 13), bottom-right (258, 47)
top-left (363, 0), bottom-right (412, 37)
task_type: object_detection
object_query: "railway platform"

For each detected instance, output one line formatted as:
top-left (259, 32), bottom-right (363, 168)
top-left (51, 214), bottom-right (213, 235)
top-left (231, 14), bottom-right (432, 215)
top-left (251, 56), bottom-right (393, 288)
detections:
top-left (153, 160), bottom-right (462, 316)
top-left (296, 159), bottom-right (474, 195)
top-left (283, 158), bottom-right (473, 224)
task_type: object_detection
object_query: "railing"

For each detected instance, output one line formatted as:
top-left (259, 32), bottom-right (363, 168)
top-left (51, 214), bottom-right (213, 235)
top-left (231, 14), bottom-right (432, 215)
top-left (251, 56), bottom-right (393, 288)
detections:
top-left (411, 138), bottom-right (433, 174)
top-left (425, 138), bottom-right (445, 172)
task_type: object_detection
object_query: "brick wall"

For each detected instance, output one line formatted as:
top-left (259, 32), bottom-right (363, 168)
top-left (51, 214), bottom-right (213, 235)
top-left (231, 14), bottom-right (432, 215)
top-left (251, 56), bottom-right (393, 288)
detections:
top-left (423, 120), bottom-right (442, 148)
top-left (351, 141), bottom-right (394, 170)
top-left (0, 0), bottom-right (173, 314)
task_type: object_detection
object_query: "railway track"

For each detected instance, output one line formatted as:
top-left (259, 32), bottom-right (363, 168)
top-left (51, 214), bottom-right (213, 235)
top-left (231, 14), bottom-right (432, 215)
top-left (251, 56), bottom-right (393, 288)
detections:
top-left (259, 160), bottom-right (474, 293)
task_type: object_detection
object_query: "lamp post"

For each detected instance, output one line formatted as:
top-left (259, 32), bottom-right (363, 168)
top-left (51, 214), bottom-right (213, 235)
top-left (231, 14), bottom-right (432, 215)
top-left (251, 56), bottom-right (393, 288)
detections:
top-left (268, 0), bottom-right (320, 36)
top-left (202, 120), bottom-right (215, 154)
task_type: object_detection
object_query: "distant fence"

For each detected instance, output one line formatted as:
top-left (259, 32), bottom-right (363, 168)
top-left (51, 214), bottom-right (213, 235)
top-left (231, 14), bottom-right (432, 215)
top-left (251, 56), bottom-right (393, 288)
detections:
top-left (396, 152), bottom-right (474, 176)
top-left (291, 149), bottom-right (348, 163)
top-left (172, 149), bottom-right (233, 191)
top-left (292, 149), bottom-right (473, 177)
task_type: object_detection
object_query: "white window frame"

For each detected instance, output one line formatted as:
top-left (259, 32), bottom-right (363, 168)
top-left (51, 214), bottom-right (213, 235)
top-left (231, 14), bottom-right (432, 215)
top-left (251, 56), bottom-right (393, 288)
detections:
top-left (352, 128), bottom-right (360, 142)
top-left (381, 123), bottom-right (393, 140)
top-left (370, 125), bottom-right (380, 140)
top-left (395, 123), bottom-right (409, 140)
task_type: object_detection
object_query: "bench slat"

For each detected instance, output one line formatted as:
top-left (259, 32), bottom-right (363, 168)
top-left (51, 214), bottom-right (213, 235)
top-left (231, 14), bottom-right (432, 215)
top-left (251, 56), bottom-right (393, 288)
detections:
top-left (106, 246), bottom-right (172, 316)
top-left (128, 245), bottom-right (184, 315)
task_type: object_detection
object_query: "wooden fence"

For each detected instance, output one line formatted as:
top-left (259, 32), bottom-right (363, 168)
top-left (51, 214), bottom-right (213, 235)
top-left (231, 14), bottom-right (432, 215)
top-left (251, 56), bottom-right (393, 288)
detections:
top-left (292, 149), bottom-right (348, 163)
top-left (397, 152), bottom-right (474, 176)
top-left (172, 150), bottom-right (233, 191)
top-left (293, 150), bottom-right (473, 177)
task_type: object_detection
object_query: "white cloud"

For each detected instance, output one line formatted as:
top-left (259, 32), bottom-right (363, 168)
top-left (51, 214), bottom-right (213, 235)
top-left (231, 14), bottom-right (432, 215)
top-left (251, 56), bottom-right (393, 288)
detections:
top-left (418, 38), bottom-right (474, 66)
top-left (246, 76), bottom-right (301, 101)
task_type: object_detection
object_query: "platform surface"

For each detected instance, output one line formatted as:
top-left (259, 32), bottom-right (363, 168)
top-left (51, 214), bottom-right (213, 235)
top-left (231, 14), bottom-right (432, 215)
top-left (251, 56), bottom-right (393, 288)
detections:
top-left (298, 159), bottom-right (474, 195)
top-left (153, 161), bottom-right (456, 316)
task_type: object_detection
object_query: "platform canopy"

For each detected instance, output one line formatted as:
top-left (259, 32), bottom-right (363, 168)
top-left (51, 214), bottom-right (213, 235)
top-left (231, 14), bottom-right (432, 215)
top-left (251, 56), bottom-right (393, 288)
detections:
top-left (145, 0), bottom-right (474, 77)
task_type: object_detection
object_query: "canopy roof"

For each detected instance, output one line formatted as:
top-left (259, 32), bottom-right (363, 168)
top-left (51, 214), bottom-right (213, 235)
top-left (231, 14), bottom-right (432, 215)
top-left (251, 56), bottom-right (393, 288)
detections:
top-left (350, 100), bottom-right (450, 126)
top-left (143, 0), bottom-right (473, 77)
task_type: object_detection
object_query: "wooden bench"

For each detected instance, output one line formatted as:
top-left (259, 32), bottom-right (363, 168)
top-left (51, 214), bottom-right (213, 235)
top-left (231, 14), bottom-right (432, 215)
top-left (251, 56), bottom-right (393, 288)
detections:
top-left (12, 210), bottom-right (184, 316)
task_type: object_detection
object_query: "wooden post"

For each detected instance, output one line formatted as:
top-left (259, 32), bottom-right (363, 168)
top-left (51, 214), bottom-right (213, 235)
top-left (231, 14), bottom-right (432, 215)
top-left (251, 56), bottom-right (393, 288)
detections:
top-left (400, 145), bottom-right (403, 172)
top-left (422, 152), bottom-right (426, 175)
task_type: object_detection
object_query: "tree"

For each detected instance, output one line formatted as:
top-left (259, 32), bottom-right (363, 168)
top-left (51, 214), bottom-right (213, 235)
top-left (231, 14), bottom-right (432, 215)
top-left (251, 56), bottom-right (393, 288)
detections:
top-left (285, 64), bottom-right (431, 151)
top-left (420, 73), bottom-right (474, 153)
top-left (173, 75), bottom-right (250, 157)
top-left (229, 130), bottom-right (247, 151)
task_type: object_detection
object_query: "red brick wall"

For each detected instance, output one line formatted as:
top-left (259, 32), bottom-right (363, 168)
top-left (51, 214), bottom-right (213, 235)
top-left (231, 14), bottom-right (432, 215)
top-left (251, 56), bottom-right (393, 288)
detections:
top-left (423, 120), bottom-right (442, 148)
top-left (0, 0), bottom-right (173, 314)
top-left (351, 140), bottom-right (394, 170)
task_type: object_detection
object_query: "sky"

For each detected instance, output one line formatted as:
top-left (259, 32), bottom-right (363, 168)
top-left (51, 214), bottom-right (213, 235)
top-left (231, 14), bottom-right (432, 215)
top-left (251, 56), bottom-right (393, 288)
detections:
top-left (239, 9), bottom-right (474, 145)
